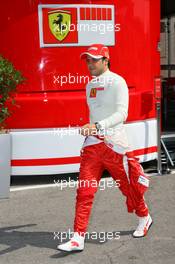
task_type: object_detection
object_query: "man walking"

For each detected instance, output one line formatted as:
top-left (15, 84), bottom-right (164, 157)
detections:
top-left (58, 44), bottom-right (153, 252)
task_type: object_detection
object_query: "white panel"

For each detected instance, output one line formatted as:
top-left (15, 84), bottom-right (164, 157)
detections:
top-left (138, 153), bottom-right (158, 163)
top-left (11, 128), bottom-right (84, 159)
top-left (12, 164), bottom-right (80, 176)
top-left (78, 21), bottom-right (115, 45)
top-left (125, 119), bottom-right (157, 150)
top-left (11, 119), bottom-right (158, 176)
top-left (0, 134), bottom-right (11, 197)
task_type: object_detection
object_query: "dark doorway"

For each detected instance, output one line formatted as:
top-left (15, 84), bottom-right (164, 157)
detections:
top-left (161, 1), bottom-right (175, 132)
top-left (161, 0), bottom-right (175, 18)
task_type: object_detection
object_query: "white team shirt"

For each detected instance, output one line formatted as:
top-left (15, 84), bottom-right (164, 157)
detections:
top-left (83, 69), bottom-right (130, 154)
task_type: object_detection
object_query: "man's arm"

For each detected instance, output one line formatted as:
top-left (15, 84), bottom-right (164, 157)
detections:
top-left (98, 79), bottom-right (129, 129)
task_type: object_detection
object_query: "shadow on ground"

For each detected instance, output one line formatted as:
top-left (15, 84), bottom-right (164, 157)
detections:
top-left (0, 225), bottom-right (133, 258)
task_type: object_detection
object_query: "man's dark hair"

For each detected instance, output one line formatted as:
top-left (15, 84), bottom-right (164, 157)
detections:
top-left (102, 57), bottom-right (110, 69)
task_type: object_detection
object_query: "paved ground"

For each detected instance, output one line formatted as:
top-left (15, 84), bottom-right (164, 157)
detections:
top-left (0, 172), bottom-right (175, 264)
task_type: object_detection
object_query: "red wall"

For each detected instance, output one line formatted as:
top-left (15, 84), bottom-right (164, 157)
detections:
top-left (0, 0), bottom-right (160, 128)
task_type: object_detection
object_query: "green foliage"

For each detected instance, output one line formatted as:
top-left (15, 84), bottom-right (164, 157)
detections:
top-left (0, 55), bottom-right (25, 129)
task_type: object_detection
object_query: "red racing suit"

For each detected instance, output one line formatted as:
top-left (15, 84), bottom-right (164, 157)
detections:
top-left (74, 142), bottom-right (149, 234)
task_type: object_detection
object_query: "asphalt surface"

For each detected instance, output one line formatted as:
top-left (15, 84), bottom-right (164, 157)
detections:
top-left (0, 172), bottom-right (175, 264)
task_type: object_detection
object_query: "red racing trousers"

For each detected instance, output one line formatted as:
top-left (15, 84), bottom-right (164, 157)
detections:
top-left (74, 142), bottom-right (149, 234)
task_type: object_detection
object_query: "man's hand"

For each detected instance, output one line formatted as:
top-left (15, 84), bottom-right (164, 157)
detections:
top-left (79, 123), bottom-right (97, 136)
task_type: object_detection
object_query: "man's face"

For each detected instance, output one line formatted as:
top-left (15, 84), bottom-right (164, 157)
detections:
top-left (86, 56), bottom-right (108, 77)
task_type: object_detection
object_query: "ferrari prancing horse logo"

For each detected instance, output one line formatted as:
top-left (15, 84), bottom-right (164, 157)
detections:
top-left (90, 88), bottom-right (97, 98)
top-left (48, 10), bottom-right (71, 41)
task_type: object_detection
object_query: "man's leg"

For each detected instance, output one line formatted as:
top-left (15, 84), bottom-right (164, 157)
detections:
top-left (57, 144), bottom-right (104, 251)
top-left (102, 147), bottom-right (134, 212)
top-left (124, 154), bottom-right (152, 237)
top-left (102, 144), bottom-right (152, 238)
top-left (74, 144), bottom-right (104, 234)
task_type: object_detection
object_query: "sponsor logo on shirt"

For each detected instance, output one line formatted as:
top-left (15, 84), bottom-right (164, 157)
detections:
top-left (96, 87), bottom-right (105, 91)
top-left (89, 87), bottom-right (104, 97)
top-left (90, 88), bottom-right (97, 97)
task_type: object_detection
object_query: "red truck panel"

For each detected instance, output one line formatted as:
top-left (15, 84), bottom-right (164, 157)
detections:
top-left (0, 0), bottom-right (160, 128)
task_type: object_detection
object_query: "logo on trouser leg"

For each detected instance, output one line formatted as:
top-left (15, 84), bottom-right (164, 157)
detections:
top-left (138, 175), bottom-right (149, 187)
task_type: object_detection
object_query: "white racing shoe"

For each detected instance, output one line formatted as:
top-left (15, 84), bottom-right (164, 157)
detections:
top-left (133, 214), bottom-right (153, 238)
top-left (57, 232), bottom-right (85, 252)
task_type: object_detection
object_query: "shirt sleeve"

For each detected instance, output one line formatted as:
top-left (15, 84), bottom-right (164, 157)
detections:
top-left (98, 78), bottom-right (129, 129)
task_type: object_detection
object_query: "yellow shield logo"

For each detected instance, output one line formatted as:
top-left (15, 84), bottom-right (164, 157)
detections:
top-left (90, 88), bottom-right (97, 98)
top-left (48, 11), bottom-right (71, 41)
